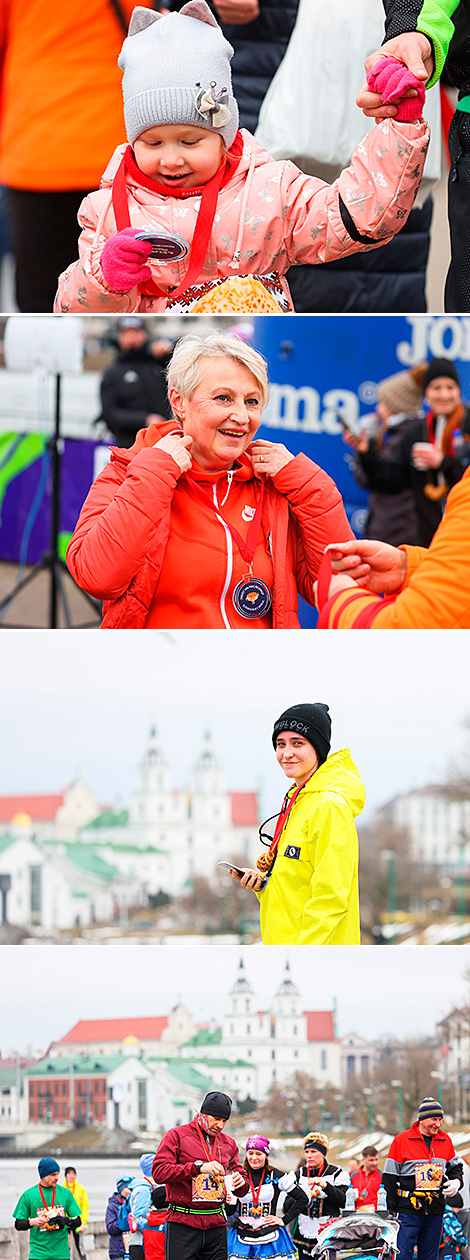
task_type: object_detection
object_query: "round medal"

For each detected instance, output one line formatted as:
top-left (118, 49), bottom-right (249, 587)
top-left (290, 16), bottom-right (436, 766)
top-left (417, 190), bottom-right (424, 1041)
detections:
top-left (133, 232), bottom-right (190, 261)
top-left (232, 577), bottom-right (272, 620)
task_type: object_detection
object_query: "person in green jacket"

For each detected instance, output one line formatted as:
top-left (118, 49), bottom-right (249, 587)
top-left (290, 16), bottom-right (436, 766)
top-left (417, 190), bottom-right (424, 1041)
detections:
top-left (13, 1157), bottom-right (81, 1259)
top-left (231, 703), bottom-right (365, 945)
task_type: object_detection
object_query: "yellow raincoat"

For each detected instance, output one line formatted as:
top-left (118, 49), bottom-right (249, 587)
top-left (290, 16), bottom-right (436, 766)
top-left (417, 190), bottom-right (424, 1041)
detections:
top-left (62, 1177), bottom-right (89, 1226)
top-left (257, 749), bottom-right (365, 946)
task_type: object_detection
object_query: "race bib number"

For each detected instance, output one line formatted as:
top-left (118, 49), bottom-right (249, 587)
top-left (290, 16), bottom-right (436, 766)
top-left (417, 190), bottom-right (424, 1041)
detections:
top-left (414, 1163), bottom-right (443, 1191)
top-left (192, 1173), bottom-right (225, 1203)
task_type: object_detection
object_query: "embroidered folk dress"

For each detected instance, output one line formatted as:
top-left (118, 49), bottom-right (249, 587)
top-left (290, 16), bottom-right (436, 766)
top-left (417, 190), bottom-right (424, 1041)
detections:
top-left (226, 1167), bottom-right (307, 1260)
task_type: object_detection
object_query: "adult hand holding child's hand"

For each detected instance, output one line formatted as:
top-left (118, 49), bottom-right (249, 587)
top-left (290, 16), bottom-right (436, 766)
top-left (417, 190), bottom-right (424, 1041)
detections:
top-left (101, 228), bottom-right (152, 292)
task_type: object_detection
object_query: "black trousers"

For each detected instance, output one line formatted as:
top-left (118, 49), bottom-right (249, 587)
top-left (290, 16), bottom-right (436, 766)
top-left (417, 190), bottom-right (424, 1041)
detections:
top-left (165, 1222), bottom-right (228, 1260)
top-left (6, 187), bottom-right (87, 311)
top-left (445, 109), bottom-right (470, 312)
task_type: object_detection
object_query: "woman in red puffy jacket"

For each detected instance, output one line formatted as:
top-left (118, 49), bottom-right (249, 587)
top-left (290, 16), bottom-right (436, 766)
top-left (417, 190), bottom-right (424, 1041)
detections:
top-left (66, 330), bottom-right (353, 628)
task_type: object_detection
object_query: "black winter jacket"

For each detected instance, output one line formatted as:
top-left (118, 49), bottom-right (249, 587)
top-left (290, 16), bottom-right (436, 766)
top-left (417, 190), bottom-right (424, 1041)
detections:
top-left (99, 346), bottom-right (172, 448)
top-left (169, 0), bottom-right (299, 131)
top-left (383, 0), bottom-right (470, 98)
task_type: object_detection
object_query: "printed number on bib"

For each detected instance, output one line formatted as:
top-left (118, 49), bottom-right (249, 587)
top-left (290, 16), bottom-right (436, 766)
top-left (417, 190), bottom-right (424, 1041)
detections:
top-left (414, 1163), bottom-right (443, 1191)
top-left (192, 1173), bottom-right (225, 1202)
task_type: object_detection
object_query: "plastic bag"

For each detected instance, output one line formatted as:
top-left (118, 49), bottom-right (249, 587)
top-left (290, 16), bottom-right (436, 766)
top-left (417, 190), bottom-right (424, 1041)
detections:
top-left (255, 0), bottom-right (441, 203)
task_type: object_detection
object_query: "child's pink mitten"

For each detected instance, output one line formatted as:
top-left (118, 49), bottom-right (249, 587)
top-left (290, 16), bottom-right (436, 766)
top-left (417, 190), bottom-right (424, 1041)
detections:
top-left (367, 57), bottom-right (426, 121)
top-left (101, 228), bottom-right (152, 292)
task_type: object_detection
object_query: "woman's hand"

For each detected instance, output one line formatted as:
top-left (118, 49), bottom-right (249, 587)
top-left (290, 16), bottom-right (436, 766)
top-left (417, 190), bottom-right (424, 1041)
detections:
top-left (249, 440), bottom-right (295, 477)
top-left (325, 539), bottom-right (408, 594)
top-left (230, 867), bottom-right (262, 891)
top-left (411, 442), bottom-right (443, 470)
top-left (264, 1215), bottom-right (283, 1226)
top-left (152, 433), bottom-right (193, 473)
top-left (311, 1177), bottom-right (327, 1189)
top-left (342, 427), bottom-right (369, 453)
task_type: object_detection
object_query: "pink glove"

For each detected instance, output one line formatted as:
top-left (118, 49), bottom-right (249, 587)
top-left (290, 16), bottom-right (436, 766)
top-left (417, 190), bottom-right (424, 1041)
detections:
top-left (367, 57), bottom-right (426, 121)
top-left (100, 228), bottom-right (152, 292)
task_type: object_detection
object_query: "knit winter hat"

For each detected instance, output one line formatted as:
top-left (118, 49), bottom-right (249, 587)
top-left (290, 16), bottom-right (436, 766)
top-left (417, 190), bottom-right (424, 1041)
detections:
top-left (272, 703), bottom-right (331, 766)
top-left (200, 1090), bottom-right (232, 1119)
top-left (246, 1134), bottom-right (270, 1152)
top-left (377, 368), bottom-right (423, 416)
top-left (38, 1158), bottom-right (60, 1177)
top-left (423, 358), bottom-right (460, 391)
top-left (418, 1097), bottom-right (444, 1121)
top-left (118, 2), bottom-right (239, 149)
top-left (116, 1176), bottom-right (133, 1193)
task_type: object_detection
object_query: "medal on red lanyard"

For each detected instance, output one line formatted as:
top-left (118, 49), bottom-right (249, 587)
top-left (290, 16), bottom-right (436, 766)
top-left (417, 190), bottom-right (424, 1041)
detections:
top-left (184, 473), bottom-right (272, 620)
top-left (256, 773), bottom-right (316, 873)
top-left (248, 1168), bottom-right (266, 1209)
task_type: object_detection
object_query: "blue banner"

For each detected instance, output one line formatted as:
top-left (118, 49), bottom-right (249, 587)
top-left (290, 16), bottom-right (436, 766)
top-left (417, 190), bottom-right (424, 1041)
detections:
top-left (253, 315), bottom-right (470, 626)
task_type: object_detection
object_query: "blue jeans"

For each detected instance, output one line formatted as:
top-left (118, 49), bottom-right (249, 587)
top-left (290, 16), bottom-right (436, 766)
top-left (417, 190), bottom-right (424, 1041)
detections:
top-left (396, 1212), bottom-right (443, 1260)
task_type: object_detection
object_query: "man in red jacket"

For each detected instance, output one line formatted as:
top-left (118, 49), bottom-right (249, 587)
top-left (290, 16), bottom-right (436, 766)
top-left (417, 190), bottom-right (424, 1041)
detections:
top-left (352, 1146), bottom-right (382, 1211)
top-left (152, 1091), bottom-right (248, 1260)
top-left (383, 1098), bottom-right (463, 1260)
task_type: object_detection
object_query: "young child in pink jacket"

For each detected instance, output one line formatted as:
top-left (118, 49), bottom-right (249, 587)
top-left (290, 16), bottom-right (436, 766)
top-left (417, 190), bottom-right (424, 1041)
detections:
top-left (54, 0), bottom-right (430, 314)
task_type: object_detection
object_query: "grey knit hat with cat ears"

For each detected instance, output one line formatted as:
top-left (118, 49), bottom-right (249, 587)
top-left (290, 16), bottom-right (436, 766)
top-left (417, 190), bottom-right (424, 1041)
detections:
top-left (118, 1), bottom-right (239, 149)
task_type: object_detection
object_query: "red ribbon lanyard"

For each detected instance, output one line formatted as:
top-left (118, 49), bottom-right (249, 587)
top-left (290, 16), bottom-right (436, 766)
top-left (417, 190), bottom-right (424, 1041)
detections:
top-left (198, 1126), bottom-right (221, 1166)
top-left (112, 150), bottom-right (227, 300)
top-left (267, 773), bottom-right (316, 862)
top-left (248, 1169), bottom-right (266, 1208)
top-left (184, 474), bottom-right (265, 569)
top-left (39, 1185), bottom-right (55, 1210)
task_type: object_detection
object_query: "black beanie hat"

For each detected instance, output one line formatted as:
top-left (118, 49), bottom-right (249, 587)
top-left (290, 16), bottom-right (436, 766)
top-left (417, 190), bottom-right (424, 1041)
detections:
top-left (200, 1091), bottom-right (232, 1119)
top-left (423, 358), bottom-right (460, 391)
top-left (272, 703), bottom-right (331, 766)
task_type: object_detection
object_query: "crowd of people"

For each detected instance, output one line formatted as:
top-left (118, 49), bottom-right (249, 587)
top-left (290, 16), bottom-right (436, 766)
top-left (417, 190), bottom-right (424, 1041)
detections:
top-left (12, 1093), bottom-right (470, 1260)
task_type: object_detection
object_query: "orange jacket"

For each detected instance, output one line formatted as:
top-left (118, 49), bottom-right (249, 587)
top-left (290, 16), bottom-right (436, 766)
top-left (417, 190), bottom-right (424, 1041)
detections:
top-left (66, 422), bottom-right (354, 628)
top-left (318, 466), bottom-right (470, 629)
top-left (0, 0), bottom-right (151, 190)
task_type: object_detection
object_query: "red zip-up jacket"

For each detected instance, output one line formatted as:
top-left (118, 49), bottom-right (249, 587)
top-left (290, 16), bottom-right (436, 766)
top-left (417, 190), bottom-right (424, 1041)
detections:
top-left (152, 1119), bottom-right (249, 1230)
top-left (66, 420), bottom-right (353, 629)
top-left (383, 1123), bottom-right (462, 1215)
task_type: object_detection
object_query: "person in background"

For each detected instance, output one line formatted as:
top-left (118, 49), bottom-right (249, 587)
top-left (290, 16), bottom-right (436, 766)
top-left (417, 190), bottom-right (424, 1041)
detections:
top-left (169, 0), bottom-right (299, 133)
top-left (349, 1158), bottom-right (361, 1178)
top-left (0, 0), bottom-right (153, 311)
top-left (347, 359), bottom-right (470, 549)
top-left (63, 1167), bottom-right (89, 1257)
top-left (351, 1147), bottom-right (383, 1212)
top-left (345, 367), bottom-right (425, 547)
top-left (355, 0), bottom-right (470, 312)
top-left (99, 317), bottom-right (173, 448)
top-left (106, 1177), bottom-right (133, 1260)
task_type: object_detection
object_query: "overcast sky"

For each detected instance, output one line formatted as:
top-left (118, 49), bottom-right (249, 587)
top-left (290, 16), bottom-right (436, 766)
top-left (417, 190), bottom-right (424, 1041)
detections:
top-left (1, 944), bottom-right (468, 1057)
top-left (0, 630), bottom-right (468, 821)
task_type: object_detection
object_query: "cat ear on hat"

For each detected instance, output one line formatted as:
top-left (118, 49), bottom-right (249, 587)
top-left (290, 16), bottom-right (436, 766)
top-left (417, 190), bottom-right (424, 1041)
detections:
top-left (128, 6), bottom-right (163, 36)
top-left (180, 0), bottom-right (221, 29)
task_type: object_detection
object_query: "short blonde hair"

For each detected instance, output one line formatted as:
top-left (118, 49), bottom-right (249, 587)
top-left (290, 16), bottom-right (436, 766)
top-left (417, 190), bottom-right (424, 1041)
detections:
top-left (167, 331), bottom-right (270, 410)
top-left (304, 1131), bottom-right (330, 1153)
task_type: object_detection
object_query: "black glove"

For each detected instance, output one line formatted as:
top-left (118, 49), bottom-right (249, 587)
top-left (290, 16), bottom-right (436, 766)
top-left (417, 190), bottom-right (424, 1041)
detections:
top-left (48, 1215), bottom-right (67, 1229)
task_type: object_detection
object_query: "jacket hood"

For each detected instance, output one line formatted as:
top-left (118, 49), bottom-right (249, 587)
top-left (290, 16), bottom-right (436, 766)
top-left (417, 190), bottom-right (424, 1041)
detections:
top-left (293, 749), bottom-right (365, 819)
top-left (139, 1154), bottom-right (155, 1178)
top-left (110, 418), bottom-right (260, 485)
top-left (100, 130), bottom-right (272, 192)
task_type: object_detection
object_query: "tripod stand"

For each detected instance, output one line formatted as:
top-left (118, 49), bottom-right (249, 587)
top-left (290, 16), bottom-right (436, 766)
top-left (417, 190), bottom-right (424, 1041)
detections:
top-left (0, 374), bottom-right (101, 628)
